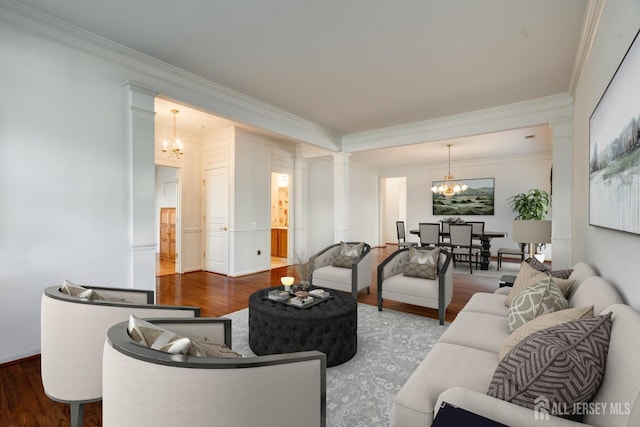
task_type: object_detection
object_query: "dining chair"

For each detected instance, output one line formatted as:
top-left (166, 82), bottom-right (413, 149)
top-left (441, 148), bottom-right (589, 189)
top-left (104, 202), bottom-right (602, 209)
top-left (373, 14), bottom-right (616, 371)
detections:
top-left (418, 222), bottom-right (441, 248)
top-left (448, 224), bottom-right (479, 274)
top-left (440, 221), bottom-right (451, 246)
top-left (396, 221), bottom-right (418, 248)
top-left (466, 221), bottom-right (485, 251)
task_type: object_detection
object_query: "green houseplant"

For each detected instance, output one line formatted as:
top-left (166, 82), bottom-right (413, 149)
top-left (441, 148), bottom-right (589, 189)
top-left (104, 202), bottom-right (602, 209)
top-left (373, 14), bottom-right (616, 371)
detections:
top-left (508, 188), bottom-right (550, 220)
top-left (508, 189), bottom-right (551, 259)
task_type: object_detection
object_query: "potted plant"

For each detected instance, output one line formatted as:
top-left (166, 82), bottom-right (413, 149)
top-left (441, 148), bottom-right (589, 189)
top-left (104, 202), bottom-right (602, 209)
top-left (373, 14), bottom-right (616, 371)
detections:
top-left (508, 189), bottom-right (551, 260)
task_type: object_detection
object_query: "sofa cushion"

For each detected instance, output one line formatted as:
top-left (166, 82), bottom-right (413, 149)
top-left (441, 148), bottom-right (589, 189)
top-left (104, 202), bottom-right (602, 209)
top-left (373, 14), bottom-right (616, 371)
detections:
top-left (499, 305), bottom-right (593, 360)
top-left (526, 257), bottom-right (573, 279)
top-left (461, 292), bottom-right (509, 318)
top-left (488, 313), bottom-right (613, 416)
top-left (508, 279), bottom-right (569, 332)
top-left (505, 262), bottom-right (573, 307)
top-left (438, 311), bottom-right (510, 354)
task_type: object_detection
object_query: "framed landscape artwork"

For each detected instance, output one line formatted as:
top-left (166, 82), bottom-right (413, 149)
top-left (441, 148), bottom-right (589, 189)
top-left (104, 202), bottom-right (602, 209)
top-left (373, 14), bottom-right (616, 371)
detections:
top-left (589, 29), bottom-right (640, 235)
top-left (432, 177), bottom-right (495, 216)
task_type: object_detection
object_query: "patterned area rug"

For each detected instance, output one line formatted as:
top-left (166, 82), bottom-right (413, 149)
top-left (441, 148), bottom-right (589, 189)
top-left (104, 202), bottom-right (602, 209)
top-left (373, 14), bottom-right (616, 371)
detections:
top-left (452, 260), bottom-right (521, 279)
top-left (222, 303), bottom-right (449, 427)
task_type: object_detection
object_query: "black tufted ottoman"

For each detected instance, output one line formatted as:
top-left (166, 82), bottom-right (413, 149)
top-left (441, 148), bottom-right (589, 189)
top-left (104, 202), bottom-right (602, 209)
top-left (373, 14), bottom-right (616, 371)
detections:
top-left (248, 287), bottom-right (357, 367)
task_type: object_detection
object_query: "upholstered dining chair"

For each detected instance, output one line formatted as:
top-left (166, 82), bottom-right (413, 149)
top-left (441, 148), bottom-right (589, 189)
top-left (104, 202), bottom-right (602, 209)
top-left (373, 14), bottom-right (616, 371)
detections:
top-left (41, 283), bottom-right (200, 427)
top-left (418, 222), bottom-right (441, 248)
top-left (103, 317), bottom-right (327, 427)
top-left (396, 221), bottom-right (418, 248)
top-left (310, 241), bottom-right (372, 299)
top-left (466, 220), bottom-right (485, 250)
top-left (448, 223), bottom-right (480, 274)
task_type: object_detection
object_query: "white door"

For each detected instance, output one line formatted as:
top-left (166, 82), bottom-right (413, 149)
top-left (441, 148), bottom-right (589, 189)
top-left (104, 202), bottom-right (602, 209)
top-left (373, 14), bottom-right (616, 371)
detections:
top-left (205, 167), bottom-right (229, 275)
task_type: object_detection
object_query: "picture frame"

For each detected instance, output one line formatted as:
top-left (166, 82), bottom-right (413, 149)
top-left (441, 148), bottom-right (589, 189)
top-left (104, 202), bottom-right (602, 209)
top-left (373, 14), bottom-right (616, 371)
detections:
top-left (432, 177), bottom-right (495, 216)
top-left (589, 29), bottom-right (640, 235)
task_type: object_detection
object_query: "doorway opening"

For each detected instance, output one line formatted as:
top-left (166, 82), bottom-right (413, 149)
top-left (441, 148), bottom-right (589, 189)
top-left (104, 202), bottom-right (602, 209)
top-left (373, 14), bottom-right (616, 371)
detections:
top-left (156, 165), bottom-right (179, 276)
top-left (270, 172), bottom-right (289, 268)
top-left (382, 177), bottom-right (408, 245)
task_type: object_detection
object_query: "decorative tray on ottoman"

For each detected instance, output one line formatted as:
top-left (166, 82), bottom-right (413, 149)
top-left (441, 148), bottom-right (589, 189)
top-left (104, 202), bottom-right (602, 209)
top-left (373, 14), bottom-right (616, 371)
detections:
top-left (266, 288), bottom-right (332, 309)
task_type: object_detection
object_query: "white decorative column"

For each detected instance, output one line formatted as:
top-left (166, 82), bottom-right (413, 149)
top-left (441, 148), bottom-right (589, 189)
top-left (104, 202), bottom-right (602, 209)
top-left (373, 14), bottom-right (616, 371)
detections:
top-left (333, 153), bottom-right (351, 242)
top-left (294, 158), bottom-right (308, 258)
top-left (123, 81), bottom-right (159, 293)
top-left (550, 118), bottom-right (573, 269)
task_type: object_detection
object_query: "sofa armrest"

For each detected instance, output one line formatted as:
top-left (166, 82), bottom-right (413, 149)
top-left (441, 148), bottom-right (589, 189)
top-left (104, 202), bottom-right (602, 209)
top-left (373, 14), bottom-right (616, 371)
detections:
top-left (436, 387), bottom-right (594, 427)
top-left (494, 286), bottom-right (510, 296)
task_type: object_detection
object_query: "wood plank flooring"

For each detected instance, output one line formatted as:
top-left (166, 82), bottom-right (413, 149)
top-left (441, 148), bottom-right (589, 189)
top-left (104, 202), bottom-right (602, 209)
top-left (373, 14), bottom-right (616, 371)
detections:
top-left (0, 245), bottom-right (498, 427)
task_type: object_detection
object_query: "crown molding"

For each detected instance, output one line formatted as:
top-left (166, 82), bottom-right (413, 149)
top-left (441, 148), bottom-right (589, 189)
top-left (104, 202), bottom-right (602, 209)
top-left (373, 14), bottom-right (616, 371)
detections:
top-left (377, 151), bottom-right (552, 176)
top-left (0, 0), bottom-right (341, 152)
top-left (568, 0), bottom-right (606, 96)
top-left (341, 93), bottom-right (573, 153)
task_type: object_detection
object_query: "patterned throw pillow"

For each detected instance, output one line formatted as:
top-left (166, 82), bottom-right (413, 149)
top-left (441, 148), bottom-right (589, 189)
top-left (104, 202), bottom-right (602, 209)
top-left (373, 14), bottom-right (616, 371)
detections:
top-left (127, 315), bottom-right (242, 358)
top-left (499, 306), bottom-right (593, 360)
top-left (403, 247), bottom-right (440, 279)
top-left (488, 313), bottom-right (613, 416)
top-left (332, 255), bottom-right (356, 268)
top-left (339, 241), bottom-right (364, 257)
top-left (128, 315), bottom-right (192, 354)
top-left (505, 262), bottom-right (574, 307)
top-left (61, 280), bottom-right (109, 301)
top-left (408, 246), bottom-right (440, 264)
top-left (508, 279), bottom-right (569, 332)
top-left (526, 257), bottom-right (573, 279)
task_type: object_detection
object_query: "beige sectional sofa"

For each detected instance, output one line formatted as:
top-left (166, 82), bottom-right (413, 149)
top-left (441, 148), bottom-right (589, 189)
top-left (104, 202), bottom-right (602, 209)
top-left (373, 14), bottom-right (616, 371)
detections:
top-left (392, 262), bottom-right (640, 427)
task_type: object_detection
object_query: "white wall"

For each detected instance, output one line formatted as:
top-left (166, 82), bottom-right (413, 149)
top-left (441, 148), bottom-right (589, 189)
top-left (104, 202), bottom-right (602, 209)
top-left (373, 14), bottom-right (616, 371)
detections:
top-left (348, 161), bottom-right (379, 246)
top-left (383, 153), bottom-right (553, 257)
top-left (573, 0), bottom-right (640, 309)
top-left (307, 157), bottom-right (335, 255)
top-left (1, 15), bottom-right (135, 362)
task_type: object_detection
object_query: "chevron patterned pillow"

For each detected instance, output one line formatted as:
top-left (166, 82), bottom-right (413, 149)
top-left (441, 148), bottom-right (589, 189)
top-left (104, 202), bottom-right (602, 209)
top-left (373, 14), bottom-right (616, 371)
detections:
top-left (488, 313), bottom-right (613, 416)
top-left (508, 278), bottom-right (569, 332)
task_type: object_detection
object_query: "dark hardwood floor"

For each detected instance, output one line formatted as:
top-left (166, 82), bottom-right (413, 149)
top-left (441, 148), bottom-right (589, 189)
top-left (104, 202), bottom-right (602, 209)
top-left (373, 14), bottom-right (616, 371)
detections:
top-left (0, 245), bottom-right (498, 427)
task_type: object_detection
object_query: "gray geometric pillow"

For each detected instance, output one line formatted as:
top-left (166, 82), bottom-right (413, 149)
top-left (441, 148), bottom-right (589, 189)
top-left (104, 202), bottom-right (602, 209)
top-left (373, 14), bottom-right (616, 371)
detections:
top-left (339, 241), bottom-right (364, 257)
top-left (61, 280), bottom-right (109, 301)
top-left (403, 262), bottom-right (436, 279)
top-left (488, 313), bottom-right (613, 416)
top-left (508, 278), bottom-right (569, 332)
top-left (332, 255), bottom-right (356, 268)
top-left (408, 246), bottom-right (440, 264)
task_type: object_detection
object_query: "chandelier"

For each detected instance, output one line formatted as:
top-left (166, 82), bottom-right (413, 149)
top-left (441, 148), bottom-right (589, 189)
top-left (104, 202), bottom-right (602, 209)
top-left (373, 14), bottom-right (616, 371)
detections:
top-left (430, 144), bottom-right (468, 197)
top-left (162, 109), bottom-right (184, 159)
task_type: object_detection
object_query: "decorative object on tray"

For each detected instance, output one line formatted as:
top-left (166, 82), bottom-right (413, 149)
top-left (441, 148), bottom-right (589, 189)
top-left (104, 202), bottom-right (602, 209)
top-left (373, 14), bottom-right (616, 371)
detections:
top-left (288, 293), bottom-right (314, 307)
top-left (295, 253), bottom-right (313, 290)
top-left (280, 276), bottom-right (294, 292)
top-left (309, 288), bottom-right (330, 299)
top-left (267, 290), bottom-right (290, 302)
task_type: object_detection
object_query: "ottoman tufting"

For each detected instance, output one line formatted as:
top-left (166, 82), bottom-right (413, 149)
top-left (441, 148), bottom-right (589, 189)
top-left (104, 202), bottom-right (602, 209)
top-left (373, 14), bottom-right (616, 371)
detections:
top-left (248, 287), bottom-right (357, 367)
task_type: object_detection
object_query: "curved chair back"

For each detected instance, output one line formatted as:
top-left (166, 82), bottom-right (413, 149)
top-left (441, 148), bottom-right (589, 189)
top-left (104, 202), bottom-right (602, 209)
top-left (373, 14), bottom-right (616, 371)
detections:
top-left (103, 318), bottom-right (327, 427)
top-left (41, 286), bottom-right (200, 427)
top-left (310, 242), bottom-right (372, 299)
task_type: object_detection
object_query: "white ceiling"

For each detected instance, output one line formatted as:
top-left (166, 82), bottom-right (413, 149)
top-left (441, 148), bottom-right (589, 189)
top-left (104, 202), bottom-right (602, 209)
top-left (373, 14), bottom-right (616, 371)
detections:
top-left (16, 0), bottom-right (587, 167)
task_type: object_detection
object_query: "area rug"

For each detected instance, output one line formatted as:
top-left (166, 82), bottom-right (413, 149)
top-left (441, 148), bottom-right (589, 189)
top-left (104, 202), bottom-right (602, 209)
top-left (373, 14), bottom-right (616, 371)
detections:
top-left (222, 303), bottom-right (449, 427)
top-left (452, 259), bottom-right (520, 279)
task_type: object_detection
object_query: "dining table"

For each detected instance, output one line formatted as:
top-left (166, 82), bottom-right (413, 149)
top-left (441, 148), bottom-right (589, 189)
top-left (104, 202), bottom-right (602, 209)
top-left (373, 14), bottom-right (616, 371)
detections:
top-left (410, 228), bottom-right (507, 270)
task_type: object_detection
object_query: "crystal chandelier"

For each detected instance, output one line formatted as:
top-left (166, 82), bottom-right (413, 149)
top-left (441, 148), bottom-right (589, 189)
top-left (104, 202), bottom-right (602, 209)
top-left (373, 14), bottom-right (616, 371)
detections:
top-left (162, 109), bottom-right (184, 159)
top-left (430, 144), bottom-right (468, 197)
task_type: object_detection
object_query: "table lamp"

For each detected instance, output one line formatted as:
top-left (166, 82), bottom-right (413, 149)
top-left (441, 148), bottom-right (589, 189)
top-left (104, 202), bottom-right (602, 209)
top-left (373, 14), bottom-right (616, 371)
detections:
top-left (512, 220), bottom-right (551, 260)
top-left (280, 276), bottom-right (295, 291)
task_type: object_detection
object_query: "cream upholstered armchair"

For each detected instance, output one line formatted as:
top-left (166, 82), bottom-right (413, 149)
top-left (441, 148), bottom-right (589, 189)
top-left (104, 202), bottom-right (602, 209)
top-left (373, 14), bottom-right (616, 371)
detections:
top-left (309, 242), bottom-right (372, 299)
top-left (41, 283), bottom-right (200, 427)
top-left (103, 317), bottom-right (327, 427)
top-left (377, 247), bottom-right (453, 325)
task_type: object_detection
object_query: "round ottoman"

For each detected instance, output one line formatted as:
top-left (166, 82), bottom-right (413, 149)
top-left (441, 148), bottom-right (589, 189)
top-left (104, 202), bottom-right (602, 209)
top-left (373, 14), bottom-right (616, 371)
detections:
top-left (248, 287), bottom-right (357, 367)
